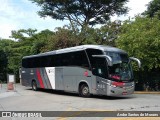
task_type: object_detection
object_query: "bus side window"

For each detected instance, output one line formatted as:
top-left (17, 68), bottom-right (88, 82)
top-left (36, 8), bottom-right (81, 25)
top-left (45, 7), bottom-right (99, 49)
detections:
top-left (72, 51), bottom-right (90, 69)
top-left (86, 49), bottom-right (108, 78)
top-left (22, 59), bottom-right (27, 68)
top-left (92, 57), bottom-right (107, 78)
top-left (53, 51), bottom-right (90, 69)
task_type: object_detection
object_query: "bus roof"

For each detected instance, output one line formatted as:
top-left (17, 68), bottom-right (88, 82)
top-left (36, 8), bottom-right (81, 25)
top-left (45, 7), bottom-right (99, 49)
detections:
top-left (23, 45), bottom-right (127, 59)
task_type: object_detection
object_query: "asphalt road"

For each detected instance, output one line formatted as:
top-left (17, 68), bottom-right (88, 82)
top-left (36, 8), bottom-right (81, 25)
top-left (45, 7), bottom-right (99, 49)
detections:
top-left (0, 84), bottom-right (160, 120)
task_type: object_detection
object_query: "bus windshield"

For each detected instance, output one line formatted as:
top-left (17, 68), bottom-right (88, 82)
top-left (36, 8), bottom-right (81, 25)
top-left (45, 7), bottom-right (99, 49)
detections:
top-left (106, 52), bottom-right (133, 81)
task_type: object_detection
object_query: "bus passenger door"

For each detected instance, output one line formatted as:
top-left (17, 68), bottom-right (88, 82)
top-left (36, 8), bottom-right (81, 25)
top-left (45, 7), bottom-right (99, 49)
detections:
top-left (92, 57), bottom-right (108, 95)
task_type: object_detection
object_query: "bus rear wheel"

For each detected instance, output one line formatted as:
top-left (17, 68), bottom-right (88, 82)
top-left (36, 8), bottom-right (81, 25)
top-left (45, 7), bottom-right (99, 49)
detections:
top-left (32, 81), bottom-right (38, 91)
top-left (80, 84), bottom-right (90, 97)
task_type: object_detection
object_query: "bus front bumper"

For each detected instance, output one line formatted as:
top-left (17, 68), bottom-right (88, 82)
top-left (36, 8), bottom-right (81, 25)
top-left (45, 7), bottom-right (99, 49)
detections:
top-left (107, 84), bottom-right (135, 96)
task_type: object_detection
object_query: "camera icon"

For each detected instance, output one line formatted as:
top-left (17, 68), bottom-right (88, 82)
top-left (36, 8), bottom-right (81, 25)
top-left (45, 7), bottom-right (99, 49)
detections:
top-left (2, 112), bottom-right (11, 117)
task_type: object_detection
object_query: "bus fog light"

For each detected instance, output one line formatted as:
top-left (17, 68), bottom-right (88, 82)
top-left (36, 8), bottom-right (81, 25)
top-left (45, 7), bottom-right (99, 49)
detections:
top-left (111, 90), bottom-right (115, 93)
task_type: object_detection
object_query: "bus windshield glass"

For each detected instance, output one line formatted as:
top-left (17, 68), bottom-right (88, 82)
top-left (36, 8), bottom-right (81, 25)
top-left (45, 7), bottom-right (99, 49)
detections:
top-left (106, 52), bottom-right (133, 81)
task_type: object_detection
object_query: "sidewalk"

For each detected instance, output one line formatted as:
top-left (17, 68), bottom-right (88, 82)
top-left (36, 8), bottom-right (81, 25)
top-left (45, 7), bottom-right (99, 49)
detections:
top-left (0, 84), bottom-right (8, 93)
top-left (0, 84), bottom-right (18, 99)
top-left (0, 83), bottom-right (19, 91)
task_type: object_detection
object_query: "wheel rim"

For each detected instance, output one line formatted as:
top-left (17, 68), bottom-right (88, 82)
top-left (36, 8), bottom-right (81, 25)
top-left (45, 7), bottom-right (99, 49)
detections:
top-left (82, 86), bottom-right (89, 95)
top-left (33, 82), bottom-right (36, 90)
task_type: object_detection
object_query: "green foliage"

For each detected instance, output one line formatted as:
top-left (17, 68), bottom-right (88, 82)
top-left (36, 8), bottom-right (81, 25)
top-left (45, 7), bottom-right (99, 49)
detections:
top-left (0, 40), bottom-right (11, 81)
top-left (40, 23), bottom-right (121, 52)
top-left (0, 29), bottom-right (54, 81)
top-left (11, 28), bottom-right (37, 41)
top-left (78, 27), bottom-right (99, 45)
top-left (31, 29), bottom-right (54, 54)
top-left (0, 50), bottom-right (7, 82)
top-left (98, 20), bottom-right (121, 46)
top-left (79, 20), bottom-right (121, 46)
top-left (116, 16), bottom-right (160, 70)
top-left (30, 0), bottom-right (128, 32)
top-left (41, 27), bottom-right (79, 51)
top-left (143, 0), bottom-right (160, 19)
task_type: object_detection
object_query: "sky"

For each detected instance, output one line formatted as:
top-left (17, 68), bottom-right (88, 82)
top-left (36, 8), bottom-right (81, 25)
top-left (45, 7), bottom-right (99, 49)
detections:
top-left (0, 0), bottom-right (152, 39)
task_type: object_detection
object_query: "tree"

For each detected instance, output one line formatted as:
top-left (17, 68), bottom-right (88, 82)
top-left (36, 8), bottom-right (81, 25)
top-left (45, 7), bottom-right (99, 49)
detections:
top-left (77, 20), bottom-right (122, 46)
top-left (41, 27), bottom-right (79, 51)
top-left (116, 16), bottom-right (160, 70)
top-left (0, 29), bottom-right (55, 82)
top-left (143, 0), bottom-right (160, 19)
top-left (10, 28), bottom-right (37, 41)
top-left (116, 16), bottom-right (160, 90)
top-left (0, 49), bottom-right (7, 82)
top-left (98, 20), bottom-right (121, 46)
top-left (41, 20), bottom-right (122, 51)
top-left (31, 0), bottom-right (128, 32)
top-left (31, 29), bottom-right (54, 54)
top-left (0, 39), bottom-right (13, 81)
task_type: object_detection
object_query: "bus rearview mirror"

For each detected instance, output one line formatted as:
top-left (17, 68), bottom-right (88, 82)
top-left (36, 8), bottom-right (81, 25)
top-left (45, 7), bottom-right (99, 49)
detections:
top-left (92, 55), bottom-right (113, 66)
top-left (129, 57), bottom-right (141, 68)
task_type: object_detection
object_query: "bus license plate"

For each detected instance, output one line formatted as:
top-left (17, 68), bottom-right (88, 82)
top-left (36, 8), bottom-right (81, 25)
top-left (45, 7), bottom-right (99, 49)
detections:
top-left (122, 91), bottom-right (127, 95)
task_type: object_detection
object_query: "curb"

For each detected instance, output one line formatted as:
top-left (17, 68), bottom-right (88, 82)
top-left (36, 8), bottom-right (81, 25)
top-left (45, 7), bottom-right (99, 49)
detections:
top-left (134, 91), bottom-right (160, 94)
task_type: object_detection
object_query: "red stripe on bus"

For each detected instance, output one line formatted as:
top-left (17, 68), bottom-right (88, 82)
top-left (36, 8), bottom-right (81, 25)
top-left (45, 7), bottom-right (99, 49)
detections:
top-left (36, 69), bottom-right (45, 88)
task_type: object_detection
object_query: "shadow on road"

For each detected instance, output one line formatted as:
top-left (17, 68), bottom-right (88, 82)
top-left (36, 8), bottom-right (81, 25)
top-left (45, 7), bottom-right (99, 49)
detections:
top-left (25, 88), bottom-right (135, 100)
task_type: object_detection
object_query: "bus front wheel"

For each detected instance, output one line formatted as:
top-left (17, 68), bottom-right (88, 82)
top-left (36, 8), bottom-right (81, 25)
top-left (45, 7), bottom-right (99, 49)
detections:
top-left (80, 84), bottom-right (90, 97)
top-left (32, 80), bottom-right (38, 91)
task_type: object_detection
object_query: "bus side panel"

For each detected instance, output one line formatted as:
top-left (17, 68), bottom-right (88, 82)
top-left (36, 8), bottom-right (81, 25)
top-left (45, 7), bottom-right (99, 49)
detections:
top-left (45, 67), bottom-right (56, 89)
top-left (90, 76), bottom-right (97, 95)
top-left (21, 67), bottom-right (54, 89)
top-left (63, 67), bottom-right (93, 93)
top-left (39, 68), bottom-right (52, 89)
top-left (55, 67), bottom-right (64, 90)
top-left (62, 67), bottom-right (77, 92)
top-left (21, 66), bottom-right (97, 95)
top-left (21, 68), bottom-right (38, 87)
top-left (21, 68), bottom-right (31, 86)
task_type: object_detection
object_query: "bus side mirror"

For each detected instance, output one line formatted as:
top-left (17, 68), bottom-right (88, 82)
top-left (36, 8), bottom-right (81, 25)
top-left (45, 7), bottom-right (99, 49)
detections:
top-left (129, 57), bottom-right (141, 68)
top-left (105, 55), bottom-right (113, 66)
top-left (92, 55), bottom-right (113, 66)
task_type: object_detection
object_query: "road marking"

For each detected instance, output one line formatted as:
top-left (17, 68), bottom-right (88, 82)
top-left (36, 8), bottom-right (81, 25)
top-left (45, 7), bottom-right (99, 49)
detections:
top-left (57, 108), bottom-right (113, 120)
top-left (81, 108), bottom-right (112, 111)
top-left (102, 117), bottom-right (160, 120)
top-left (57, 107), bottom-right (72, 120)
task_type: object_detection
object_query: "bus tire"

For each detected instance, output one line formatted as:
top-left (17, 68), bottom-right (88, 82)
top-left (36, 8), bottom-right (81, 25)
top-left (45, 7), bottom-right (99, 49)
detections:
top-left (32, 80), bottom-right (38, 91)
top-left (80, 84), bottom-right (90, 97)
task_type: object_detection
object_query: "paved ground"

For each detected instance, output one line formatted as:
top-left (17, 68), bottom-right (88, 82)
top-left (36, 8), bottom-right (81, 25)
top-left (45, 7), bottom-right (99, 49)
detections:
top-left (0, 84), bottom-right (160, 120)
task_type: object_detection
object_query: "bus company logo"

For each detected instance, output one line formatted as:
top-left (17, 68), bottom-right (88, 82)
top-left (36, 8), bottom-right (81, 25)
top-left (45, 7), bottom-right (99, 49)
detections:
top-left (84, 70), bottom-right (88, 77)
top-left (48, 69), bottom-right (54, 73)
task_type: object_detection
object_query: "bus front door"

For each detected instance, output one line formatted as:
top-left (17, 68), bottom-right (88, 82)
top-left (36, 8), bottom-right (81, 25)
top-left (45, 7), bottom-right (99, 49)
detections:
top-left (96, 76), bottom-right (108, 95)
